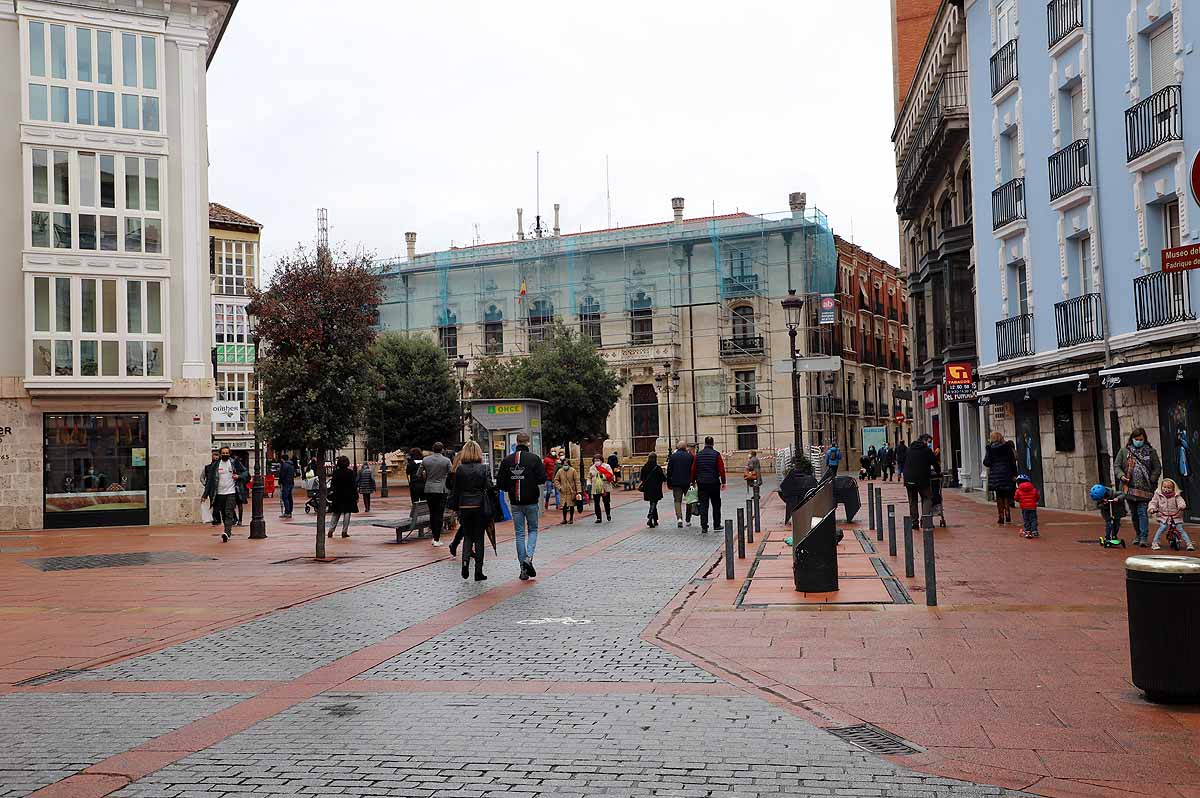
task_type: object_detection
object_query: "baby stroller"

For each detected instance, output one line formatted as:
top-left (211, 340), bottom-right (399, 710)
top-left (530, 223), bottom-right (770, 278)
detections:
top-left (303, 475), bottom-right (322, 514)
top-left (929, 472), bottom-right (947, 528)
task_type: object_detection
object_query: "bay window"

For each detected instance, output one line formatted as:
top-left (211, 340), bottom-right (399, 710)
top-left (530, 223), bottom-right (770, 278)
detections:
top-left (211, 239), bottom-right (258, 295)
top-left (215, 371), bottom-right (254, 434)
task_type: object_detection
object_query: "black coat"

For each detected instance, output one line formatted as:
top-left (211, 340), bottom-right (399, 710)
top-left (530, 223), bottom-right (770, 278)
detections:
top-left (452, 462), bottom-right (493, 508)
top-left (895, 442), bottom-right (908, 466)
top-left (497, 447), bottom-right (547, 506)
top-left (666, 449), bottom-right (694, 489)
top-left (902, 440), bottom-right (939, 489)
top-left (329, 467), bottom-right (359, 513)
top-left (640, 463), bottom-right (666, 502)
top-left (983, 441), bottom-right (1019, 492)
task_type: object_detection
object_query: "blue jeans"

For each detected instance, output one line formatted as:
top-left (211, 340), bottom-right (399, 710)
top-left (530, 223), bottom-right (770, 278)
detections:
top-left (1129, 501), bottom-right (1150, 541)
top-left (1021, 508), bottom-right (1039, 533)
top-left (512, 502), bottom-right (540, 564)
top-left (543, 482), bottom-right (560, 509)
top-left (281, 484), bottom-right (294, 516)
top-left (1152, 519), bottom-right (1193, 547)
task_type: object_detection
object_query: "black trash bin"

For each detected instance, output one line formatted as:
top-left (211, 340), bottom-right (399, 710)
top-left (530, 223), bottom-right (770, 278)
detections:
top-left (1126, 555), bottom-right (1200, 703)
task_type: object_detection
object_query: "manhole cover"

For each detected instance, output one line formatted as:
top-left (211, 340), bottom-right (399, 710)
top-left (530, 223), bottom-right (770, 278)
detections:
top-left (24, 551), bottom-right (216, 572)
top-left (826, 723), bottom-right (923, 755)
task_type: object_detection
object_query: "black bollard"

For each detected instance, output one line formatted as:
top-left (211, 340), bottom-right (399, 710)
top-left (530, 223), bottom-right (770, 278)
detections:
top-left (724, 520), bottom-right (735, 580)
top-left (903, 515), bottom-right (915, 578)
top-left (753, 486), bottom-right (762, 540)
top-left (876, 487), bottom-right (884, 542)
top-left (745, 499), bottom-right (754, 544)
top-left (737, 508), bottom-right (746, 559)
top-left (887, 504), bottom-right (897, 557)
top-left (923, 525), bottom-right (938, 607)
top-left (868, 484), bottom-right (875, 531)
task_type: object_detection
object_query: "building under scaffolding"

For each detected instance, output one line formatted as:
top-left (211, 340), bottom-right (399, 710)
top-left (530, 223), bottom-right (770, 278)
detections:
top-left (375, 193), bottom-right (837, 467)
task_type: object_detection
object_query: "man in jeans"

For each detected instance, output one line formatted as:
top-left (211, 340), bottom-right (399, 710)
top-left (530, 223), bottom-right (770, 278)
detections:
top-left (420, 442), bottom-right (453, 547)
top-left (690, 436), bottom-right (726, 534)
top-left (497, 432), bottom-right (547, 581)
top-left (278, 454), bottom-right (296, 519)
top-left (203, 446), bottom-right (248, 542)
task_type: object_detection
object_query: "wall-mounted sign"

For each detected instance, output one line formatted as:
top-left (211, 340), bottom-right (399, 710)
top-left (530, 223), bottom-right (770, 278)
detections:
top-left (894, 412), bottom-right (906, 424)
top-left (943, 361), bottom-right (978, 402)
top-left (818, 294), bottom-right (836, 325)
top-left (1191, 150), bottom-right (1200, 206)
top-left (487, 404), bottom-right (523, 415)
top-left (923, 388), bottom-right (939, 410)
top-left (212, 401), bottom-right (241, 424)
top-left (1162, 243), bottom-right (1200, 273)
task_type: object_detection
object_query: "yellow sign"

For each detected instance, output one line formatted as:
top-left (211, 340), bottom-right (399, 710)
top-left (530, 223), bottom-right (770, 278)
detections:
top-left (487, 404), bottom-right (522, 415)
top-left (530, 418), bottom-right (539, 428)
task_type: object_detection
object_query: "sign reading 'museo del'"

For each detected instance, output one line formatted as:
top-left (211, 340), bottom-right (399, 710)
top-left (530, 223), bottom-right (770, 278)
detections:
top-left (1162, 243), bottom-right (1200, 273)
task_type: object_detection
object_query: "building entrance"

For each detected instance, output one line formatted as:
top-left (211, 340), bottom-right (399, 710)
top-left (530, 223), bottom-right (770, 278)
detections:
top-left (1013, 400), bottom-right (1045, 504)
top-left (631, 384), bottom-right (660, 455)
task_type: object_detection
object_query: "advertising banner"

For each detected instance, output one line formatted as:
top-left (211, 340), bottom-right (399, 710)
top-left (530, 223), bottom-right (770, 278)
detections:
top-left (818, 294), bottom-right (836, 324)
top-left (943, 362), bottom-right (977, 402)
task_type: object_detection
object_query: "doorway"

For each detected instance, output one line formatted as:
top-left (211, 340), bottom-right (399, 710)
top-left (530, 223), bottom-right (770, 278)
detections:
top-left (1157, 379), bottom-right (1200, 523)
top-left (631, 384), bottom-right (660, 455)
top-left (1013, 399), bottom-right (1045, 504)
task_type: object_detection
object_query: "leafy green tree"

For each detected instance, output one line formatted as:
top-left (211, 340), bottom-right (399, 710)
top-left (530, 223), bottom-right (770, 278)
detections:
top-left (367, 333), bottom-right (458, 452)
top-left (468, 355), bottom-right (522, 400)
top-left (248, 245), bottom-right (381, 558)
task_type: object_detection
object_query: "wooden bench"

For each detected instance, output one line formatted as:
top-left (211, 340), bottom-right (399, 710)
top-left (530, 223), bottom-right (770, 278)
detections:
top-left (375, 500), bottom-right (432, 544)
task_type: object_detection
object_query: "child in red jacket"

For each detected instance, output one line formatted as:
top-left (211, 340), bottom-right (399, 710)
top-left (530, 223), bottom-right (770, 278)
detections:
top-left (1014, 474), bottom-right (1040, 538)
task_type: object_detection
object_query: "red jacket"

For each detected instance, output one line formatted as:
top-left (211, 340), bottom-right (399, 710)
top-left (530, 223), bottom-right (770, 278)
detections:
top-left (542, 456), bottom-right (556, 481)
top-left (1014, 481), bottom-right (1040, 510)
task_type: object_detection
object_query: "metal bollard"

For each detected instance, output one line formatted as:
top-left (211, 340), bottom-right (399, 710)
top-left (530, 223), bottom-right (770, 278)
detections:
top-left (745, 499), bottom-right (755, 544)
top-left (923, 525), bottom-right (938, 607)
top-left (724, 520), bottom-right (735, 580)
top-left (753, 486), bottom-right (762, 540)
top-left (868, 484), bottom-right (875, 531)
top-left (903, 515), bottom-right (915, 578)
top-left (876, 487), bottom-right (884, 542)
top-left (887, 504), bottom-right (897, 557)
top-left (737, 507), bottom-right (746, 559)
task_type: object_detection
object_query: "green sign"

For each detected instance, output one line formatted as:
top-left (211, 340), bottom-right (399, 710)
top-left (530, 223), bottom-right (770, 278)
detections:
top-left (487, 404), bottom-right (522, 415)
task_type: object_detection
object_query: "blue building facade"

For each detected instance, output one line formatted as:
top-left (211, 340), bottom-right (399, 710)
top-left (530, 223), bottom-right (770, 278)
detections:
top-left (965, 0), bottom-right (1200, 511)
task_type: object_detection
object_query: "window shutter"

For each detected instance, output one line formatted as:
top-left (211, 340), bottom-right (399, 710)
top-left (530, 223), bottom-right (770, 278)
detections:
top-left (1070, 88), bottom-right (1085, 141)
top-left (1150, 26), bottom-right (1175, 94)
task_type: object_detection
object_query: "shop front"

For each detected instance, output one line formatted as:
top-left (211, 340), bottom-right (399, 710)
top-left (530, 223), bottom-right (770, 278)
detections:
top-left (43, 413), bottom-right (150, 529)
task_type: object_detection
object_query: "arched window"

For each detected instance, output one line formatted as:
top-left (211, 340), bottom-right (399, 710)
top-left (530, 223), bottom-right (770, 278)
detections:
top-left (579, 296), bottom-right (601, 346)
top-left (731, 305), bottom-right (755, 341)
top-left (629, 291), bottom-right (653, 345)
top-left (484, 305), bottom-right (503, 355)
top-left (527, 299), bottom-right (553, 346)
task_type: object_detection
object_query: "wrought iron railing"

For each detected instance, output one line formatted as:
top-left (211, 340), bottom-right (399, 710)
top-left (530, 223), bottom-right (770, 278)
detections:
top-left (722, 274), bottom-right (761, 298)
top-left (1047, 0), bottom-right (1083, 49)
top-left (729, 397), bottom-right (761, 415)
top-left (996, 313), bottom-right (1035, 361)
top-left (1054, 293), bottom-right (1104, 347)
top-left (1048, 139), bottom-right (1090, 200)
top-left (719, 336), bottom-right (765, 358)
top-left (1126, 85), bottom-right (1182, 162)
top-left (895, 71), bottom-right (969, 204)
top-left (992, 177), bottom-right (1026, 230)
top-left (990, 39), bottom-right (1019, 96)
top-left (848, 399), bottom-right (860, 415)
top-left (1134, 270), bottom-right (1195, 330)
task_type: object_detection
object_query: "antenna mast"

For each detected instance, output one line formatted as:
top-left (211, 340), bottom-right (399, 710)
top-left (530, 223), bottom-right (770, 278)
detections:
top-left (534, 151), bottom-right (546, 239)
top-left (317, 208), bottom-right (329, 254)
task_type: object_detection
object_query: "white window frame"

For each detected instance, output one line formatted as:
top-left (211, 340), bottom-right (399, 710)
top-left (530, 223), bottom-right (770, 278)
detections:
top-left (1076, 235), bottom-right (1093, 296)
top-left (1149, 24), bottom-right (1175, 96)
top-left (1164, 199), bottom-right (1182, 249)
top-left (212, 239), bottom-right (259, 296)
top-left (214, 370), bottom-right (254, 434)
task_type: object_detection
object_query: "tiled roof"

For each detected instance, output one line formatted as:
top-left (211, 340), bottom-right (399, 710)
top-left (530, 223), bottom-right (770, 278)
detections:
top-left (208, 202), bottom-right (261, 230)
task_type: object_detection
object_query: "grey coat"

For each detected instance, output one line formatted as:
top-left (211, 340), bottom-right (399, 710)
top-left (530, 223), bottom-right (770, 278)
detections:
top-left (420, 452), bottom-right (452, 494)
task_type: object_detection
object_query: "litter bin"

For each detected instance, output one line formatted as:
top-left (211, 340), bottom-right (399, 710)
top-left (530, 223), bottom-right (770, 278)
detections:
top-left (1126, 555), bottom-right (1200, 703)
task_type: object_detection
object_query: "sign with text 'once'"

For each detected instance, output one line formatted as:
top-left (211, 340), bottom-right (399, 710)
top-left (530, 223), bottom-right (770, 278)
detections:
top-left (486, 404), bottom-right (523, 415)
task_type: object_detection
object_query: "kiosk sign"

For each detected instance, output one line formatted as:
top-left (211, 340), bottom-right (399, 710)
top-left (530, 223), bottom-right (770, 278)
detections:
top-left (943, 362), bottom-right (977, 402)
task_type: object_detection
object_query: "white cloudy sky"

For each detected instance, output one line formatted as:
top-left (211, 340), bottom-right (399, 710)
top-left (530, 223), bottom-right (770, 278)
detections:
top-left (207, 0), bottom-right (900, 270)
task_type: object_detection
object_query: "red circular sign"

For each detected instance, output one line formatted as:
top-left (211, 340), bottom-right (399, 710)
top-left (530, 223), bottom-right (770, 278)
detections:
top-left (1191, 151), bottom-right (1200, 206)
top-left (894, 412), bottom-right (905, 424)
top-left (820, 296), bottom-right (835, 311)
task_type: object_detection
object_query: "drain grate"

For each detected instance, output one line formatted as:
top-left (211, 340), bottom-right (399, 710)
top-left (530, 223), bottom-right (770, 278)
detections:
top-left (14, 668), bottom-right (90, 686)
top-left (24, 551), bottom-right (215, 572)
top-left (827, 723), bottom-right (923, 755)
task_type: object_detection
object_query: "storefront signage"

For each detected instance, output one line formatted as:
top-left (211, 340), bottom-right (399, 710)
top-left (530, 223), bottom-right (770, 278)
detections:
top-left (1162, 243), bottom-right (1200, 273)
top-left (818, 294), bottom-right (836, 325)
top-left (487, 404), bottom-right (523, 415)
top-left (943, 362), bottom-right (978, 402)
top-left (923, 388), bottom-right (939, 409)
top-left (212, 401), bottom-right (241, 423)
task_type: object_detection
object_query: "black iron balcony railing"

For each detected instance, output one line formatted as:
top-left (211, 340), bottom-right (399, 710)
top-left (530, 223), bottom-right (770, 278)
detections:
top-left (1134, 270), bottom-right (1195, 330)
top-left (1126, 85), bottom-right (1182, 162)
top-left (895, 71), bottom-right (969, 211)
top-left (990, 38), bottom-right (1019, 96)
top-left (992, 177), bottom-right (1026, 230)
top-left (1048, 139), bottom-right (1090, 200)
top-left (1054, 293), bottom-right (1104, 347)
top-left (719, 336), bottom-right (765, 358)
top-left (722, 274), bottom-right (761, 298)
top-left (848, 399), bottom-right (860, 415)
top-left (1047, 0), bottom-right (1083, 49)
top-left (729, 397), bottom-right (761, 415)
top-left (864, 401), bottom-right (876, 417)
top-left (996, 313), bottom-right (1035, 361)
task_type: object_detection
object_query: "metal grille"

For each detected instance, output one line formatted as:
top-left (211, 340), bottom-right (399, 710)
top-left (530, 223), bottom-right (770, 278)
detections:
top-left (827, 724), bottom-right (923, 755)
top-left (24, 551), bottom-right (215, 572)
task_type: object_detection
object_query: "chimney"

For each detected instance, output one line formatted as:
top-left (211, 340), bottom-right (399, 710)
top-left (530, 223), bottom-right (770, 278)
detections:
top-left (404, 231), bottom-right (417, 259)
top-left (516, 208), bottom-right (525, 240)
top-left (553, 203), bottom-right (561, 236)
top-left (671, 197), bottom-right (685, 223)
top-left (789, 192), bottom-right (807, 219)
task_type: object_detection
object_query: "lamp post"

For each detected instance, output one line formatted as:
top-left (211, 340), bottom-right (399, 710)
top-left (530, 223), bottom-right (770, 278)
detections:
top-left (782, 289), bottom-right (805, 457)
top-left (454, 356), bottom-right (469, 445)
top-left (654, 362), bottom-right (680, 446)
top-left (377, 385), bottom-right (388, 498)
top-left (247, 315), bottom-right (266, 539)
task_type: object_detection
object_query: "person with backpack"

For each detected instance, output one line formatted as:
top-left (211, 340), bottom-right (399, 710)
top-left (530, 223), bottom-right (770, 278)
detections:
top-left (824, 442), bottom-right (842, 479)
top-left (690, 436), bottom-right (727, 534)
top-left (496, 432), bottom-right (547, 581)
top-left (666, 441), bottom-right (695, 528)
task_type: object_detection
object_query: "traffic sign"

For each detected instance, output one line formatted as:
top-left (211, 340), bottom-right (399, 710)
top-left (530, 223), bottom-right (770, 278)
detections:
top-left (894, 412), bottom-right (905, 424)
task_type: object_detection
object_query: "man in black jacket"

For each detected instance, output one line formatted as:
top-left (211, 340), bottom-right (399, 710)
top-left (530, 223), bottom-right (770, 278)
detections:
top-left (497, 432), bottom-right (547, 580)
top-left (690, 436), bottom-right (726, 534)
top-left (665, 441), bottom-right (695, 528)
top-left (203, 447), bottom-right (248, 542)
top-left (902, 434), bottom-right (939, 530)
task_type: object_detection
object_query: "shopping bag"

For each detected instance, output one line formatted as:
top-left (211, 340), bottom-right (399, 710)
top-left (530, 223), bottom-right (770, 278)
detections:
top-left (684, 485), bottom-right (699, 505)
top-left (200, 499), bottom-right (212, 524)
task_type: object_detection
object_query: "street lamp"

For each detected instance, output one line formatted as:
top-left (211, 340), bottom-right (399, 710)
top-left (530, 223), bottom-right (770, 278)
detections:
top-left (781, 289), bottom-right (805, 456)
top-left (247, 314), bottom-right (266, 540)
top-left (454, 356), bottom-right (469, 445)
top-left (654, 362), bottom-right (681, 446)
top-left (376, 385), bottom-right (388, 498)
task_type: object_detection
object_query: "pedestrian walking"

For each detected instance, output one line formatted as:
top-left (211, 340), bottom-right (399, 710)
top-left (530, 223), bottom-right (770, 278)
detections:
top-left (356, 462), bottom-right (376, 513)
top-left (327, 455), bottom-right (358, 539)
top-left (608, 451), bottom-right (622, 487)
top-left (865, 445), bottom-right (878, 480)
top-left (895, 439), bottom-right (908, 480)
top-left (666, 440), bottom-right (695, 527)
top-left (824, 442), bottom-right (841, 480)
top-left (202, 451), bottom-right (223, 527)
top-left (543, 450), bottom-right (560, 510)
top-left (1117, 427), bottom-right (1163, 547)
top-left (1150, 477), bottom-right (1194, 550)
top-left (690, 436), bottom-right (726, 534)
top-left (744, 450), bottom-right (762, 492)
top-left (419, 442), bottom-right (453, 547)
top-left (589, 455), bottom-right (614, 523)
top-left (278, 454), bottom-right (296, 519)
top-left (983, 431), bottom-right (1019, 525)
top-left (406, 447), bottom-right (425, 503)
top-left (202, 446), bottom-right (247, 542)
top-left (305, 456), bottom-right (320, 482)
top-left (902, 434), bottom-right (939, 530)
top-left (879, 443), bottom-right (895, 482)
top-left (640, 453), bottom-right (667, 528)
top-left (1014, 474), bottom-right (1040, 538)
top-left (448, 440), bottom-right (495, 581)
top-left (497, 431), bottom-right (547, 581)
top-left (554, 457), bottom-right (581, 525)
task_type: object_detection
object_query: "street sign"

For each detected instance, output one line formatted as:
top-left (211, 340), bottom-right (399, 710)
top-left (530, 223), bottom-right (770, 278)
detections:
top-left (1162, 243), bottom-right (1200, 273)
top-left (894, 412), bottom-right (905, 424)
top-left (774, 356), bottom-right (842, 374)
top-left (943, 361), bottom-right (977, 402)
top-left (211, 401), bottom-right (241, 423)
top-left (1191, 150), bottom-right (1200, 206)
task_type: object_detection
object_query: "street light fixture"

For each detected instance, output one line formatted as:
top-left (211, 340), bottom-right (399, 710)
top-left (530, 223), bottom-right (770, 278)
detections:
top-left (781, 289), bottom-right (805, 457)
top-left (376, 385), bottom-right (388, 498)
top-left (454, 356), bottom-right (469, 445)
top-left (655, 361), bottom-right (681, 446)
top-left (247, 313), bottom-right (266, 540)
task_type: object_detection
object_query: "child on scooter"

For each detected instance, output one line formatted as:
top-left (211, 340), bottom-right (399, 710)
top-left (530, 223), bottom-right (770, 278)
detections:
top-left (1149, 478), bottom-right (1195, 551)
top-left (1089, 484), bottom-right (1126, 547)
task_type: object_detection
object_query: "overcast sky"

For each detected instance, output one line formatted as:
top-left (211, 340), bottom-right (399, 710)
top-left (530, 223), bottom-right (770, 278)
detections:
top-left (207, 1), bottom-right (900, 272)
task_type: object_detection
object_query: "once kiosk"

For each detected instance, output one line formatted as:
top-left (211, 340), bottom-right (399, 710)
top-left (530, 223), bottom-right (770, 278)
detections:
top-left (468, 399), bottom-right (548, 476)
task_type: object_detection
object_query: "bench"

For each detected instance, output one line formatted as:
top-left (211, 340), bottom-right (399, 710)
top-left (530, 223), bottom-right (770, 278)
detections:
top-left (375, 500), bottom-right (433, 544)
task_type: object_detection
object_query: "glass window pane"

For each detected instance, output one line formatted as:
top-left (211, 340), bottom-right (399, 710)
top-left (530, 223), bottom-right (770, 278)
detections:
top-left (121, 94), bottom-right (138, 129)
top-left (146, 282), bottom-right (161, 334)
top-left (80, 340), bottom-right (98, 376)
top-left (79, 152), bottom-right (95, 206)
top-left (31, 211), bottom-right (49, 247)
top-left (55, 277), bottom-right (70, 332)
top-left (51, 86), bottom-right (69, 122)
top-left (77, 28), bottom-right (92, 81)
top-left (32, 340), bottom-right (51, 376)
top-left (97, 30), bottom-right (112, 84)
top-left (53, 150), bottom-right (68, 204)
top-left (29, 83), bottom-right (48, 120)
top-left (125, 340), bottom-right (144, 376)
top-left (101, 340), bottom-right (118, 376)
top-left (79, 214), bottom-right (96, 250)
top-left (50, 24), bottom-right (66, 79)
top-left (54, 340), bottom-right (72, 376)
top-left (122, 33), bottom-right (137, 87)
top-left (144, 159), bottom-right (159, 211)
top-left (99, 215), bottom-right (117, 251)
top-left (29, 21), bottom-right (45, 77)
top-left (99, 155), bottom-right (114, 208)
top-left (53, 212), bottom-right (71, 248)
top-left (124, 156), bottom-right (139, 209)
top-left (101, 279), bottom-right (116, 332)
top-left (146, 341), bottom-right (163, 376)
top-left (32, 149), bottom-right (48, 204)
top-left (141, 96), bottom-right (159, 132)
top-left (97, 91), bottom-right (115, 127)
top-left (33, 276), bottom-right (50, 331)
top-left (75, 88), bottom-right (93, 124)
top-left (141, 36), bottom-right (156, 89)
top-left (144, 218), bottom-right (161, 254)
top-left (81, 278), bottom-right (96, 332)
top-left (124, 217), bottom-right (142, 252)
top-left (127, 280), bottom-right (142, 333)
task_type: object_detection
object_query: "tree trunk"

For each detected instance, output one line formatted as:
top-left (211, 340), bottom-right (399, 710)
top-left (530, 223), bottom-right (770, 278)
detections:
top-left (315, 447), bottom-right (327, 559)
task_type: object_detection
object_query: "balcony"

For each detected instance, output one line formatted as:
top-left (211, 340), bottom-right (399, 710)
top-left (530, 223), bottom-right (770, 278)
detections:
top-left (848, 399), bottom-right (860, 415)
top-left (874, 301), bottom-right (884, 316)
top-left (1126, 85), bottom-right (1183, 163)
top-left (990, 38), bottom-right (1019, 97)
top-left (992, 177), bottom-right (1026, 231)
top-left (1134, 271), bottom-right (1195, 330)
top-left (1047, 0), bottom-right (1083, 49)
top-left (729, 396), bottom-right (762, 416)
top-left (598, 342), bottom-right (681, 366)
top-left (1054, 293), bottom-right (1104, 347)
top-left (996, 313), bottom-right (1035, 361)
top-left (719, 336), bottom-right (765, 360)
top-left (865, 400), bottom-right (875, 417)
top-left (1048, 139), bottom-right (1090, 201)
top-left (889, 308), bottom-right (898, 321)
top-left (895, 71), bottom-right (970, 219)
top-left (722, 274), bottom-right (761, 298)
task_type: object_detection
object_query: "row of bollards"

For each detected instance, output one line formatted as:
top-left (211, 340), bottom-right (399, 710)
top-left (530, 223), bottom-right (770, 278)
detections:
top-left (875, 487), bottom-right (937, 607)
top-left (723, 487), bottom-right (763, 580)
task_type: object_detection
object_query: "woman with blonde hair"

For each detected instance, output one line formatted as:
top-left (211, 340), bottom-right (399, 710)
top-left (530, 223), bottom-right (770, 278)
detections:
top-left (448, 440), bottom-right (495, 580)
top-left (983, 430), bottom-right (1018, 525)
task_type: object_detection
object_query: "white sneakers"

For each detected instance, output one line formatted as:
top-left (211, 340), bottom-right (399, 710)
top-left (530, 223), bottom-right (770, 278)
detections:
top-left (432, 540), bottom-right (445, 548)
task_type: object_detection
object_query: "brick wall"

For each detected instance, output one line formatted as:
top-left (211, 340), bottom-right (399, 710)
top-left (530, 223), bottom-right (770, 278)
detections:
top-left (891, 0), bottom-right (943, 113)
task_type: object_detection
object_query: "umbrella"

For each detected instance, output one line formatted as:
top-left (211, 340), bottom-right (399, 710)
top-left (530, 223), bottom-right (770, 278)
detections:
top-left (486, 520), bottom-right (498, 554)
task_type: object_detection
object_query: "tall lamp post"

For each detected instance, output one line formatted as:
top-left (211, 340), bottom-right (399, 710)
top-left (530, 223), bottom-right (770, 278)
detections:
top-left (782, 289), bottom-right (805, 457)
top-left (454, 356), bottom-right (469, 445)
top-left (654, 362), bottom-right (680, 446)
top-left (377, 385), bottom-right (388, 498)
top-left (247, 315), bottom-right (266, 540)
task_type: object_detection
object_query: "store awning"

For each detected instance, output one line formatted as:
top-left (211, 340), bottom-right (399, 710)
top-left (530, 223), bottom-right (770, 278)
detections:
top-left (977, 372), bottom-right (1092, 406)
top-left (1098, 354), bottom-right (1200, 388)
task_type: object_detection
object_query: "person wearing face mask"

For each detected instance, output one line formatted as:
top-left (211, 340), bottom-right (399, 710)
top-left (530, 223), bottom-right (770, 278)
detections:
top-left (1116, 427), bottom-right (1162, 547)
top-left (203, 446), bottom-right (248, 542)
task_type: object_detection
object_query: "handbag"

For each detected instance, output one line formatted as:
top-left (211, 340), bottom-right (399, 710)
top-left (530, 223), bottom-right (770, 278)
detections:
top-left (481, 487), bottom-right (497, 521)
top-left (743, 468), bottom-right (758, 483)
